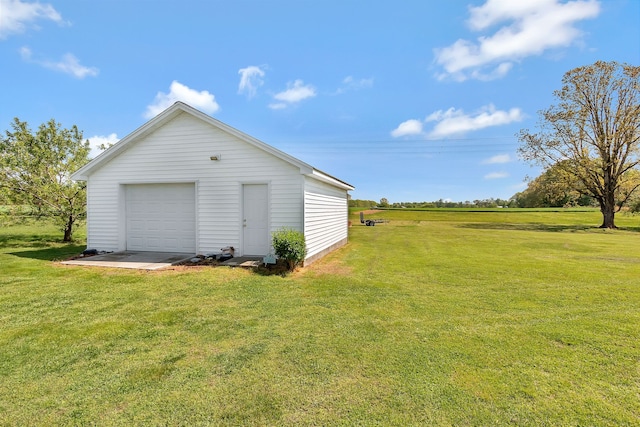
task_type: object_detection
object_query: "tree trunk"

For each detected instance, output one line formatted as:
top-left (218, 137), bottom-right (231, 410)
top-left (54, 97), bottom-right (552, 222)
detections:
top-left (599, 193), bottom-right (617, 229)
top-left (63, 215), bottom-right (74, 242)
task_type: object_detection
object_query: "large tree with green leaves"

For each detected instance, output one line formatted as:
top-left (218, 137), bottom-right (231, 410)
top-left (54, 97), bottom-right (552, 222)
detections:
top-left (1, 118), bottom-right (90, 241)
top-left (512, 161), bottom-right (594, 208)
top-left (518, 61), bottom-right (640, 228)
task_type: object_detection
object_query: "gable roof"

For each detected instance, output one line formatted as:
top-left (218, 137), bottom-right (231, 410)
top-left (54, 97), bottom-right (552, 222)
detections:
top-left (71, 102), bottom-right (354, 191)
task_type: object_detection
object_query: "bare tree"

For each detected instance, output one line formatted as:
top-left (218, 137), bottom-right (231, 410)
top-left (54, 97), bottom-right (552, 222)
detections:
top-left (518, 61), bottom-right (640, 228)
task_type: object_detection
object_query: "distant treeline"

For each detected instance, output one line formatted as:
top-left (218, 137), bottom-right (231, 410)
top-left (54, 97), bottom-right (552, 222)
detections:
top-left (350, 198), bottom-right (517, 209)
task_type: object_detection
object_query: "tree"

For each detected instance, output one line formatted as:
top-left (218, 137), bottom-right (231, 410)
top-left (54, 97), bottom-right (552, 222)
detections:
top-left (1, 118), bottom-right (90, 241)
top-left (349, 199), bottom-right (378, 208)
top-left (513, 161), bottom-right (593, 208)
top-left (518, 61), bottom-right (640, 228)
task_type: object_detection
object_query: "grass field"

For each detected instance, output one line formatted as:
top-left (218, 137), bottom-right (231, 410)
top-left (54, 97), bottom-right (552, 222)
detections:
top-left (1, 211), bottom-right (639, 426)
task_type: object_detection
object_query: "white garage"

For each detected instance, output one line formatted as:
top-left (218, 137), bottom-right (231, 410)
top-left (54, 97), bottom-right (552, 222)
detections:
top-left (125, 183), bottom-right (196, 253)
top-left (72, 102), bottom-right (354, 265)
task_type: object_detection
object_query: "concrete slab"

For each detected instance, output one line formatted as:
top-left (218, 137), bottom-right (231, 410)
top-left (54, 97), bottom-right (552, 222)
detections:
top-left (61, 251), bottom-right (194, 270)
top-left (220, 256), bottom-right (263, 267)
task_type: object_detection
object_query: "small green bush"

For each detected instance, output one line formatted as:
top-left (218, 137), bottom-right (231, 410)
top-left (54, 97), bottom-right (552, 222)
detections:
top-left (272, 227), bottom-right (306, 270)
top-left (628, 198), bottom-right (640, 214)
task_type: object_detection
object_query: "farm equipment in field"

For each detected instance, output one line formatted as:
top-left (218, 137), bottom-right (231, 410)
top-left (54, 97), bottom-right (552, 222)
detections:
top-left (360, 211), bottom-right (386, 226)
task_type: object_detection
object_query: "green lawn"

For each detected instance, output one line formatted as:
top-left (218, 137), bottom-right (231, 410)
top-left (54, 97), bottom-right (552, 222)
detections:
top-left (1, 212), bottom-right (639, 426)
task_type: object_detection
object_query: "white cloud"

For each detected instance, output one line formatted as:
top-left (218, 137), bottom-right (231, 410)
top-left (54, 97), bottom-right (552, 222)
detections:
top-left (268, 102), bottom-right (287, 110)
top-left (0, 0), bottom-right (66, 39)
top-left (19, 46), bottom-right (98, 78)
top-left (269, 79), bottom-right (316, 109)
top-left (392, 105), bottom-right (524, 139)
top-left (145, 81), bottom-right (220, 118)
top-left (434, 0), bottom-right (600, 81)
top-left (336, 76), bottom-right (374, 94)
top-left (390, 119), bottom-right (424, 138)
top-left (426, 104), bottom-right (524, 138)
top-left (467, 62), bottom-right (513, 82)
top-left (343, 76), bottom-right (374, 88)
top-left (238, 65), bottom-right (266, 98)
top-left (18, 45), bottom-right (31, 59)
top-left (47, 53), bottom-right (98, 78)
top-left (484, 171), bottom-right (509, 180)
top-left (87, 133), bottom-right (119, 159)
top-left (483, 154), bottom-right (512, 164)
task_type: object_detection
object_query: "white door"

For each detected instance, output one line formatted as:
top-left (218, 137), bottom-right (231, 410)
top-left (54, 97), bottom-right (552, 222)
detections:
top-left (126, 183), bottom-right (196, 253)
top-left (243, 184), bottom-right (269, 255)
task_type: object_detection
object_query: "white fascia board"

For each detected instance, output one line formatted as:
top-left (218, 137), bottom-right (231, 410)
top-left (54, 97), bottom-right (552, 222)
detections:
top-left (307, 169), bottom-right (355, 191)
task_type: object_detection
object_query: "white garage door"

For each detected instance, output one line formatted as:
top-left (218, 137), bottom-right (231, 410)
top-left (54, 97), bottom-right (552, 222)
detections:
top-left (125, 183), bottom-right (196, 253)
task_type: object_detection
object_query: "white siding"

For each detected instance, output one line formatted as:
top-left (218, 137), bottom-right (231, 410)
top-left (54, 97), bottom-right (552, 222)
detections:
top-left (85, 112), bottom-right (303, 255)
top-left (303, 176), bottom-right (349, 261)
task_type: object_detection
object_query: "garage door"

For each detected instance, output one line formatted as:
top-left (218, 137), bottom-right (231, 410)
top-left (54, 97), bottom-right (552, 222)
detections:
top-left (125, 183), bottom-right (196, 252)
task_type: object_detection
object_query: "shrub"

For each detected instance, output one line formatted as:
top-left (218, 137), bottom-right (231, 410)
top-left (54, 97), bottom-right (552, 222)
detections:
top-left (272, 227), bottom-right (306, 270)
top-left (629, 198), bottom-right (640, 214)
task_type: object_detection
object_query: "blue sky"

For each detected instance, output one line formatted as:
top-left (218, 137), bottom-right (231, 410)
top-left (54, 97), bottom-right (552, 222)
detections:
top-left (1, 0), bottom-right (639, 203)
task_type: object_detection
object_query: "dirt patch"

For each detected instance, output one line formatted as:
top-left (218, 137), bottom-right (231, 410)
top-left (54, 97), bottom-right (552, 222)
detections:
top-left (178, 256), bottom-right (221, 267)
top-left (360, 209), bottom-right (383, 215)
top-left (299, 255), bottom-right (353, 277)
top-left (177, 255), bottom-right (292, 276)
top-left (309, 261), bottom-right (352, 276)
top-left (251, 260), bottom-right (292, 276)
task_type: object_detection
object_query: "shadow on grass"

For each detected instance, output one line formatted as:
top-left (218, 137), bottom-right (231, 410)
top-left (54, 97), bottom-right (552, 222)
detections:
top-left (252, 262), bottom-right (292, 277)
top-left (0, 233), bottom-right (64, 249)
top-left (9, 244), bottom-right (86, 261)
top-left (458, 222), bottom-right (640, 233)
